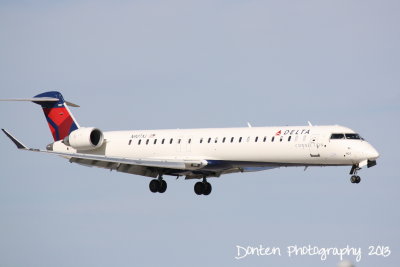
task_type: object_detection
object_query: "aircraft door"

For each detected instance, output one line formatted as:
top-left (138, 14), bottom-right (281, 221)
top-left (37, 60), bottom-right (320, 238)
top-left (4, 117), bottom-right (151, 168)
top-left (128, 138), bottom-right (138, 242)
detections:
top-left (309, 134), bottom-right (320, 157)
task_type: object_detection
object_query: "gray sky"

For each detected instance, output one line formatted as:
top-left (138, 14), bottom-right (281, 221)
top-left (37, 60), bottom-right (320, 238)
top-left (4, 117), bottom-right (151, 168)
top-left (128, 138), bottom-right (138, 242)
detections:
top-left (0, 0), bottom-right (399, 266)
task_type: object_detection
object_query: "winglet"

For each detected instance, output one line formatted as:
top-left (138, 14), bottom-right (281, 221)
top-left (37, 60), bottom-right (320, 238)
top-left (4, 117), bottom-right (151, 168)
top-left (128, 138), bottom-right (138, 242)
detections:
top-left (1, 129), bottom-right (28, 150)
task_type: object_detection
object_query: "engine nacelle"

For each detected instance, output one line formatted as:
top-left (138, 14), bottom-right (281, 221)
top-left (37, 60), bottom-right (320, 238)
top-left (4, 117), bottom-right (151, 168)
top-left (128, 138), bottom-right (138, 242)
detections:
top-left (63, 127), bottom-right (104, 151)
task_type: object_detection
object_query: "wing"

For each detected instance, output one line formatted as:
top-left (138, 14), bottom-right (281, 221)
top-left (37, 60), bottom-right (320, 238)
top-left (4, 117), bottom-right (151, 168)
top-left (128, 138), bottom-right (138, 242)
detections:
top-left (52, 151), bottom-right (208, 178)
top-left (2, 129), bottom-right (207, 178)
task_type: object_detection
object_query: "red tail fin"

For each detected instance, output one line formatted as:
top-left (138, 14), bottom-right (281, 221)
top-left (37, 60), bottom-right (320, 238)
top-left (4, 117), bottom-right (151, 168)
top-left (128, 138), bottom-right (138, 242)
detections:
top-left (33, 91), bottom-right (80, 141)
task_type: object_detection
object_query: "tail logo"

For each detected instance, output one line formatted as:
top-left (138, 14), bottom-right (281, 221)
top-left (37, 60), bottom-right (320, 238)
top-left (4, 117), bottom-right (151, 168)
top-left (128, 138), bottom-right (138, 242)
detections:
top-left (33, 91), bottom-right (80, 141)
top-left (43, 106), bottom-right (78, 141)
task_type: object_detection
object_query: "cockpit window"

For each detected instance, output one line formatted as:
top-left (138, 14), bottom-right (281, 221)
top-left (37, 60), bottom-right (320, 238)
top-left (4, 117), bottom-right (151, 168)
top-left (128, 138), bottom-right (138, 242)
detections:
top-left (330, 133), bottom-right (345, 139)
top-left (331, 133), bottom-right (363, 140)
top-left (345, 133), bottom-right (363, 140)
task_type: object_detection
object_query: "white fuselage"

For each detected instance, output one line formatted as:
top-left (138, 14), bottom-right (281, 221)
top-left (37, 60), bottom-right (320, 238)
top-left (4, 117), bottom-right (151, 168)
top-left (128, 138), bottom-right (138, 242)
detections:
top-left (52, 125), bottom-right (379, 172)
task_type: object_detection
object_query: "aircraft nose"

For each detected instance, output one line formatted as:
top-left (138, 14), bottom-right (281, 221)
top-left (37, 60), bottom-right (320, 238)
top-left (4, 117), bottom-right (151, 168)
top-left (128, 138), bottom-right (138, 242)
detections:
top-left (366, 145), bottom-right (380, 160)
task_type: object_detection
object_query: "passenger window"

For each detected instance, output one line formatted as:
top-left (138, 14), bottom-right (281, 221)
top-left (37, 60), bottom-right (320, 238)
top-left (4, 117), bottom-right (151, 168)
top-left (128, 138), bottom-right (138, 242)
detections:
top-left (170, 138), bottom-right (173, 144)
top-left (162, 139), bottom-right (165, 144)
top-left (263, 136), bottom-right (267, 142)
top-left (330, 133), bottom-right (345, 139)
top-left (188, 138), bottom-right (191, 144)
top-left (247, 136), bottom-right (250, 142)
top-left (222, 137), bottom-right (226, 143)
top-left (214, 137), bottom-right (218, 143)
top-left (271, 136), bottom-right (275, 142)
top-left (208, 138), bottom-right (211, 143)
top-left (280, 136), bottom-right (283, 142)
top-left (178, 139), bottom-right (181, 144)
top-left (200, 138), bottom-right (203, 144)
top-left (288, 136), bottom-right (291, 142)
top-left (239, 137), bottom-right (242, 143)
top-left (138, 139), bottom-right (141, 145)
top-left (255, 136), bottom-right (258, 142)
top-left (146, 139), bottom-right (149, 145)
top-left (154, 139), bottom-right (157, 144)
top-left (231, 137), bottom-right (234, 143)
top-left (128, 140), bottom-right (132, 145)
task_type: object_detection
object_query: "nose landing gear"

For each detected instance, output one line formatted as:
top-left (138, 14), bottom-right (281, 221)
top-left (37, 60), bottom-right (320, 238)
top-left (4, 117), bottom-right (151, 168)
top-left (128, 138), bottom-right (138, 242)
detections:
top-left (350, 175), bottom-right (361, 184)
top-left (349, 165), bottom-right (361, 184)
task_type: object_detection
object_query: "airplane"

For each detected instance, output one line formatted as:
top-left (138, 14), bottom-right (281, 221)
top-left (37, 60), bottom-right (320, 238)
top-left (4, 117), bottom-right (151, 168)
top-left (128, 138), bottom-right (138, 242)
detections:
top-left (1, 91), bottom-right (380, 195)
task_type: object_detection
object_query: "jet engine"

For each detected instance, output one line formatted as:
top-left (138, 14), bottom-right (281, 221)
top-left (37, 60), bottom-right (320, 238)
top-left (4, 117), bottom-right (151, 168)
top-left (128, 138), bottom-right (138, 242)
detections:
top-left (63, 127), bottom-right (104, 151)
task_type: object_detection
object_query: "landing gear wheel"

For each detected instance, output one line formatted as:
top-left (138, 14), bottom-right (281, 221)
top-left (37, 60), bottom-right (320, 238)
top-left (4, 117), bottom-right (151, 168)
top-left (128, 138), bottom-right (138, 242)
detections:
top-left (158, 180), bottom-right (167, 193)
top-left (203, 182), bottom-right (212, 195)
top-left (149, 179), bottom-right (160, 193)
top-left (350, 175), bottom-right (361, 184)
top-left (194, 182), bottom-right (205, 195)
top-left (349, 165), bottom-right (362, 184)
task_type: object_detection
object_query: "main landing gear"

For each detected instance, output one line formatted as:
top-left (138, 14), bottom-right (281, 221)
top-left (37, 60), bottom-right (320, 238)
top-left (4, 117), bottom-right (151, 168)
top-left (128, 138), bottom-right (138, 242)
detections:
top-left (194, 177), bottom-right (212, 196)
top-left (349, 165), bottom-right (361, 184)
top-left (149, 175), bottom-right (167, 193)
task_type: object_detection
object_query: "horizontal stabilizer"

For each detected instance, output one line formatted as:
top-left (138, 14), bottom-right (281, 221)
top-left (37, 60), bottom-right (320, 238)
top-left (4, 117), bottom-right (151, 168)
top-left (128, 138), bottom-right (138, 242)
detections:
top-left (65, 101), bottom-right (80, 107)
top-left (1, 129), bottom-right (28, 150)
top-left (0, 97), bottom-right (58, 102)
top-left (0, 97), bottom-right (79, 107)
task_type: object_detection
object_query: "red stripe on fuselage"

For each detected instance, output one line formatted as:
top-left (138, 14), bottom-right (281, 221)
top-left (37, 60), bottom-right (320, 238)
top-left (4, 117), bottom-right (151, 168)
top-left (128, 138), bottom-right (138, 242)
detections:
top-left (43, 107), bottom-right (74, 141)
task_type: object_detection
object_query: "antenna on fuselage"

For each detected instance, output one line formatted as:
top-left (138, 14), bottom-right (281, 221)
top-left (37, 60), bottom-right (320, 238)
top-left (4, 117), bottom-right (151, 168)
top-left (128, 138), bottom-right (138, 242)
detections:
top-left (308, 121), bottom-right (313, 126)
